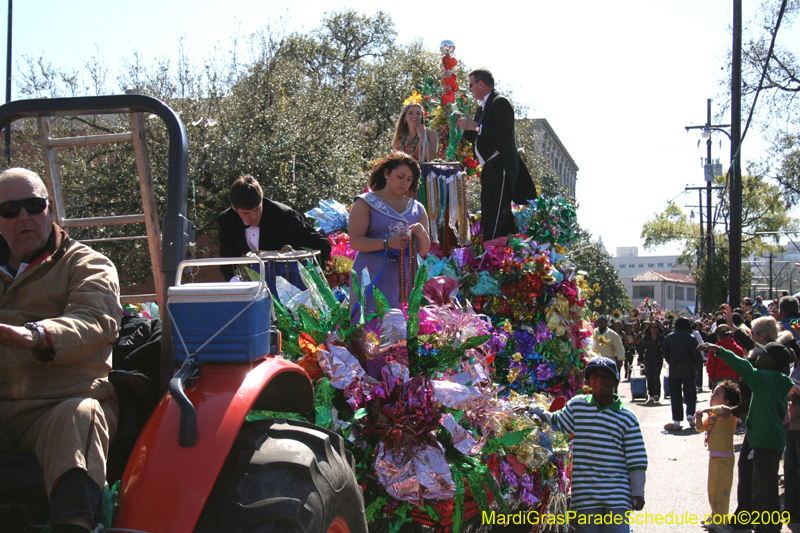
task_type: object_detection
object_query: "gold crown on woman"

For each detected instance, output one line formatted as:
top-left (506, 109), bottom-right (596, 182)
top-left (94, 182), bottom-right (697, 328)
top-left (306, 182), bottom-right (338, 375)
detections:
top-left (403, 90), bottom-right (423, 107)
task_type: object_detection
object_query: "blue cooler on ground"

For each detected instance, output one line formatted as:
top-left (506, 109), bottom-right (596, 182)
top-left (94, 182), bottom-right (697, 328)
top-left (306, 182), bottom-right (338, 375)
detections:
top-left (168, 258), bottom-right (272, 364)
top-left (629, 366), bottom-right (647, 401)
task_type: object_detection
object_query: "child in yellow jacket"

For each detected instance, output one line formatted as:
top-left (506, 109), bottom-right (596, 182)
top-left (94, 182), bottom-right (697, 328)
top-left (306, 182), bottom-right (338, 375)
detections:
top-left (694, 380), bottom-right (740, 531)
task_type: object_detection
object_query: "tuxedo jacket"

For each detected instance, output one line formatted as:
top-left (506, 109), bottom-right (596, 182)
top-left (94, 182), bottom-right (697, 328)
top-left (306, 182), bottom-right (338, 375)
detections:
top-left (463, 90), bottom-right (537, 203)
top-left (217, 198), bottom-right (331, 280)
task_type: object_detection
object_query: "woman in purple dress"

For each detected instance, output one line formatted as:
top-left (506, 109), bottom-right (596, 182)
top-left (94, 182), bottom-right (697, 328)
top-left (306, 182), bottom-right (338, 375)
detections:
top-left (349, 152), bottom-right (431, 322)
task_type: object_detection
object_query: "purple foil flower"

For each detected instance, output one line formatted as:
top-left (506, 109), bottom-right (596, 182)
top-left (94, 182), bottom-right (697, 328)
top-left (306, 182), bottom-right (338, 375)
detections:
top-left (500, 460), bottom-right (520, 488)
top-left (514, 330), bottom-right (537, 356)
top-left (510, 360), bottom-right (529, 377)
top-left (536, 364), bottom-right (554, 382)
top-left (534, 321), bottom-right (553, 344)
top-left (520, 473), bottom-right (542, 505)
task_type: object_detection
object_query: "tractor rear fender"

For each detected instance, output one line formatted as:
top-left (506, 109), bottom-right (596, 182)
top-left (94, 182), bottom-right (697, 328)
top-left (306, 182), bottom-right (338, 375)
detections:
top-left (113, 356), bottom-right (313, 533)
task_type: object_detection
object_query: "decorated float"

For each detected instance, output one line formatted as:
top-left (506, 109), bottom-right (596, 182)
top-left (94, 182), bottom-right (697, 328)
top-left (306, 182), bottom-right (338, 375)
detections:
top-left (257, 42), bottom-right (598, 532)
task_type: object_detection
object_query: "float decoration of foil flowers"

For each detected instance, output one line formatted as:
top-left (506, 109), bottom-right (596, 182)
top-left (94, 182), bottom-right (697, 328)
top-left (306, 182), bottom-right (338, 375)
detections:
top-left (268, 195), bottom-right (588, 532)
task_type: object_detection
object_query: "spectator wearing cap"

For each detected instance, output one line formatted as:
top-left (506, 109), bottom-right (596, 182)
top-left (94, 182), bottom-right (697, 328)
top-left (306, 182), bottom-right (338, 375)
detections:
top-left (530, 356), bottom-right (647, 532)
top-left (706, 325), bottom-right (743, 391)
top-left (698, 340), bottom-right (794, 533)
top-left (663, 317), bottom-right (702, 431)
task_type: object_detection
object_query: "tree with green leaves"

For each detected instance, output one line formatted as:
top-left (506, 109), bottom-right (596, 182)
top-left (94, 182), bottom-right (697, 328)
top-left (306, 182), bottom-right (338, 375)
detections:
top-left (640, 173), bottom-right (795, 310)
top-left (567, 229), bottom-right (631, 316)
top-left (9, 11), bottom-right (437, 287)
top-left (9, 8), bottom-right (574, 293)
top-left (722, 0), bottom-right (800, 206)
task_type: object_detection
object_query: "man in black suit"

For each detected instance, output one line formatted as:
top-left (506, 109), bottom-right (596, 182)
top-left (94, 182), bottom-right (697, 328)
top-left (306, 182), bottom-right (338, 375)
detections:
top-left (457, 68), bottom-right (537, 241)
top-left (217, 174), bottom-right (331, 281)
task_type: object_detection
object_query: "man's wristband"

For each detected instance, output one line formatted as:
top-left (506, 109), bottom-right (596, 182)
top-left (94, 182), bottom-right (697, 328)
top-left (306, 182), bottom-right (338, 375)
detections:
top-left (383, 238), bottom-right (389, 252)
top-left (24, 322), bottom-right (46, 348)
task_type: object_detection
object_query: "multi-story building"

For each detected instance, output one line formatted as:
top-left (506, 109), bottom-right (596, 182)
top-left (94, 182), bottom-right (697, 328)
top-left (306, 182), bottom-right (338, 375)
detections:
top-left (523, 118), bottom-right (578, 198)
top-left (608, 253), bottom-right (684, 278)
top-left (609, 247), bottom-right (697, 313)
top-left (630, 271), bottom-right (697, 314)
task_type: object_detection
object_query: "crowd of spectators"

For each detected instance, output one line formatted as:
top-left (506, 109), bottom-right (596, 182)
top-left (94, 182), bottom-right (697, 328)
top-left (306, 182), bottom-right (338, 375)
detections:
top-left (596, 294), bottom-right (800, 532)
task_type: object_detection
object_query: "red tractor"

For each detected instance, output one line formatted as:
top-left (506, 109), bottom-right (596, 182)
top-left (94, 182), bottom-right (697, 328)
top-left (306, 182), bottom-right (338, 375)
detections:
top-left (0, 95), bottom-right (367, 533)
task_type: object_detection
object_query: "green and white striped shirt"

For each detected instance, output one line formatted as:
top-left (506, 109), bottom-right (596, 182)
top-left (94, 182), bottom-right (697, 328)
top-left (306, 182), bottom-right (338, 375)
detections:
top-left (551, 394), bottom-right (648, 510)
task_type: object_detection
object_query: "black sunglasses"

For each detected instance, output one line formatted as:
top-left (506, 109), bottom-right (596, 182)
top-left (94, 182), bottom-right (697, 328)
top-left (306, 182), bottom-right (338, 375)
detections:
top-left (0, 197), bottom-right (49, 219)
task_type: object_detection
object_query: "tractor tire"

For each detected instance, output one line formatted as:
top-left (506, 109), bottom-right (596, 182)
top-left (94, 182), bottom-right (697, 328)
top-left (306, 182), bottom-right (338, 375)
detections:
top-left (195, 419), bottom-right (367, 533)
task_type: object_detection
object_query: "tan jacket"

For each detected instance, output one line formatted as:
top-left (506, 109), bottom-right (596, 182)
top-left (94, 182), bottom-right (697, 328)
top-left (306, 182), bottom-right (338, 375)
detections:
top-left (593, 327), bottom-right (625, 362)
top-left (0, 224), bottom-right (122, 402)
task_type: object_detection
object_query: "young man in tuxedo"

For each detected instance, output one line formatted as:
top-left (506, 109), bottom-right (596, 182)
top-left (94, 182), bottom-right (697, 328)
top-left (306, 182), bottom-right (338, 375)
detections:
top-left (456, 68), bottom-right (537, 241)
top-left (217, 174), bottom-right (331, 281)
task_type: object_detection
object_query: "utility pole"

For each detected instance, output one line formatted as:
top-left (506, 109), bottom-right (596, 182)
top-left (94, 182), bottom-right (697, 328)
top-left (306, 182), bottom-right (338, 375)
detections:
top-left (697, 191), bottom-right (703, 314)
top-left (705, 99), bottom-right (714, 279)
top-left (686, 185), bottom-right (723, 311)
top-left (685, 100), bottom-right (728, 286)
top-left (698, 190), bottom-right (704, 262)
top-left (4, 0), bottom-right (11, 164)
top-left (769, 252), bottom-right (774, 300)
top-left (730, 0), bottom-right (743, 306)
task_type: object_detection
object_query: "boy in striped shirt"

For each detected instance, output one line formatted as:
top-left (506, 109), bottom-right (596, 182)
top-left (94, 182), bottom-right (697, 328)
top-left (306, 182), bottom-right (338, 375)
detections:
top-left (531, 356), bottom-right (647, 533)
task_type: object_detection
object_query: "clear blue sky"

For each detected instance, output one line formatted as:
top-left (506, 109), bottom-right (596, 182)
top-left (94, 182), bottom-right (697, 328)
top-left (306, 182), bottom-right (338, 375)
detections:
top-left (3, 0), bottom-right (796, 257)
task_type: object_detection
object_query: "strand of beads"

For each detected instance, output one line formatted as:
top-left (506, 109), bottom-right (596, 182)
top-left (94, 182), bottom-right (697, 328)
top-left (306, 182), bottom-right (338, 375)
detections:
top-left (418, 172), bottom-right (428, 214)
top-left (409, 234), bottom-right (418, 293)
top-left (457, 171), bottom-right (470, 245)
top-left (428, 174), bottom-right (439, 243)
top-left (398, 238), bottom-right (407, 304)
top-left (398, 234), bottom-right (418, 304)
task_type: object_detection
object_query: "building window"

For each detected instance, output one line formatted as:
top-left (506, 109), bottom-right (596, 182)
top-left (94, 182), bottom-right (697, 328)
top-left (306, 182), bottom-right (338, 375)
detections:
top-left (668, 262), bottom-right (673, 267)
top-left (658, 263), bottom-right (664, 267)
top-left (634, 286), bottom-right (655, 299)
top-left (687, 287), bottom-right (696, 300)
top-left (629, 264), bottom-right (635, 268)
top-left (667, 286), bottom-right (673, 299)
top-left (639, 264), bottom-right (644, 268)
top-left (648, 263), bottom-right (655, 268)
top-left (676, 286), bottom-right (685, 300)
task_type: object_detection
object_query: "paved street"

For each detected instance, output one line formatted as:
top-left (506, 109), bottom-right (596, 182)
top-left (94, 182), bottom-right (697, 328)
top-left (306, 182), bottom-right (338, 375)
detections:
top-left (617, 374), bottom-right (796, 533)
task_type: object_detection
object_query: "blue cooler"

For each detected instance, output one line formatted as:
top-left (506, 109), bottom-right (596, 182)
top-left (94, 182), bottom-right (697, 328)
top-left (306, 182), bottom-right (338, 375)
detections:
top-left (629, 366), bottom-right (647, 401)
top-left (168, 258), bottom-right (272, 364)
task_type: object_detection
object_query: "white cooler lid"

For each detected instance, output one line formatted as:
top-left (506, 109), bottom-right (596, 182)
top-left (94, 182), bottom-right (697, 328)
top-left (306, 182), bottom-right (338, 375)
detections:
top-left (168, 282), bottom-right (267, 303)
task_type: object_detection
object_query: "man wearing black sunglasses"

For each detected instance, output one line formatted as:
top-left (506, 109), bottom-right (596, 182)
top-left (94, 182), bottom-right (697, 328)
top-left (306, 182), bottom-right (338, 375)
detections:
top-left (0, 168), bottom-right (122, 533)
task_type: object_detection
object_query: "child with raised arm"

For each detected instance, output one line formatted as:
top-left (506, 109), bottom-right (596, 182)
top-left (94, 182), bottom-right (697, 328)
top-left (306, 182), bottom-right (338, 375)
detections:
top-left (694, 380), bottom-right (740, 532)
top-left (697, 341), bottom-right (794, 533)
